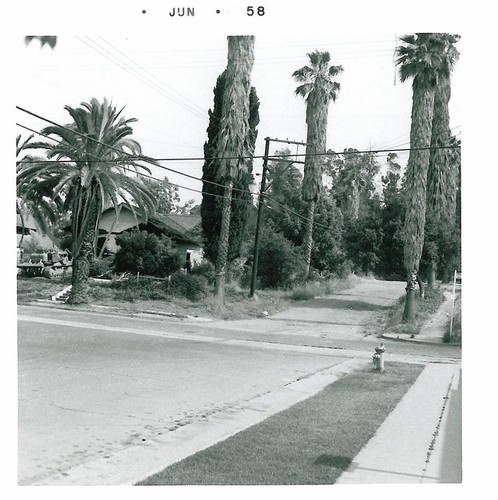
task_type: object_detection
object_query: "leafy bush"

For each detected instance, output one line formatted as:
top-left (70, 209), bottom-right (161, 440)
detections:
top-left (190, 261), bottom-right (216, 285)
top-left (89, 257), bottom-right (113, 277)
top-left (113, 230), bottom-right (182, 277)
top-left (226, 258), bottom-right (248, 284)
top-left (168, 272), bottom-right (210, 301)
top-left (289, 285), bottom-right (317, 301)
top-left (108, 271), bottom-right (210, 302)
top-left (257, 229), bottom-right (306, 289)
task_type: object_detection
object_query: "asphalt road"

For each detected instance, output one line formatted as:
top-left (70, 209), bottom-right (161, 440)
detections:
top-left (17, 279), bottom-right (461, 485)
top-left (18, 306), bottom-right (350, 485)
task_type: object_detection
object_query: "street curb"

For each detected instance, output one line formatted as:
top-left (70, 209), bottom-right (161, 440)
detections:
top-left (381, 333), bottom-right (446, 345)
top-left (21, 299), bottom-right (213, 323)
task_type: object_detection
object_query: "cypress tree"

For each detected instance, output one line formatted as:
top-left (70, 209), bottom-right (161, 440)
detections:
top-left (200, 71), bottom-right (260, 264)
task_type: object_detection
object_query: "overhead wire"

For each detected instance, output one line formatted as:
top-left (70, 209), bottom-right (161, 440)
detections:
top-left (96, 36), bottom-right (208, 117)
top-left (15, 119), bottom-right (333, 231)
top-left (16, 105), bottom-right (461, 230)
top-left (16, 122), bottom-right (229, 202)
top-left (16, 107), bottom-right (461, 165)
top-left (76, 36), bottom-right (207, 121)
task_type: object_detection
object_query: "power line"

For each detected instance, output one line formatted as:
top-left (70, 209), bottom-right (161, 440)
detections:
top-left (16, 120), bottom-right (332, 231)
top-left (16, 119), bottom-right (460, 165)
top-left (16, 108), bottom-right (461, 227)
top-left (376, 124), bottom-right (462, 152)
top-left (76, 36), bottom-right (207, 121)
top-left (16, 121), bottom-right (251, 198)
top-left (97, 36), bottom-right (208, 117)
top-left (16, 122), bottom-right (233, 202)
top-left (16, 104), bottom-right (462, 226)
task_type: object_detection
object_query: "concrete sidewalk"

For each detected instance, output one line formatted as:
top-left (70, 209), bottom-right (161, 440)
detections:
top-left (43, 359), bottom-right (460, 485)
top-left (337, 363), bottom-right (462, 484)
top-left (18, 277), bottom-right (461, 485)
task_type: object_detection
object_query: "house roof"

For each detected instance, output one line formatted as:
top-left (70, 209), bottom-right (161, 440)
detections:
top-left (166, 214), bottom-right (201, 232)
top-left (144, 213), bottom-right (201, 244)
top-left (98, 206), bottom-right (145, 233)
top-left (99, 206), bottom-right (201, 245)
top-left (16, 212), bottom-right (38, 231)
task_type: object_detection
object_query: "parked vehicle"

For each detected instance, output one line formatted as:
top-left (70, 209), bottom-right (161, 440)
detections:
top-left (17, 250), bottom-right (72, 279)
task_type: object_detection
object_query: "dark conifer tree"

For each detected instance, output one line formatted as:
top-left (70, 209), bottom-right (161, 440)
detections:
top-left (200, 71), bottom-right (260, 264)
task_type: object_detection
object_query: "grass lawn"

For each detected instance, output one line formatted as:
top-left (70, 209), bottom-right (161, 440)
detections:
top-left (444, 291), bottom-right (461, 344)
top-left (380, 287), bottom-right (446, 337)
top-left (138, 362), bottom-right (424, 486)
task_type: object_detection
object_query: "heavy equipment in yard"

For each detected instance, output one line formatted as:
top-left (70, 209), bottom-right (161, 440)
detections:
top-left (17, 250), bottom-right (72, 279)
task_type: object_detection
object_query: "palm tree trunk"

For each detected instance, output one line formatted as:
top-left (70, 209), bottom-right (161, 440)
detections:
top-left (303, 201), bottom-right (315, 277)
top-left (17, 202), bottom-right (25, 248)
top-left (69, 196), bottom-right (98, 304)
top-left (427, 75), bottom-right (455, 227)
top-left (213, 36), bottom-right (255, 302)
top-left (215, 179), bottom-right (233, 302)
top-left (403, 270), bottom-right (418, 322)
top-left (302, 89), bottom-right (327, 279)
top-left (403, 82), bottom-right (436, 322)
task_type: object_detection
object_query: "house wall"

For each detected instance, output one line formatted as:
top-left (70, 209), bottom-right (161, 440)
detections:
top-left (177, 244), bottom-right (204, 268)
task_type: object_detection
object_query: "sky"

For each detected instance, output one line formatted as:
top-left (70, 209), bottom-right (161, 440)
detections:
top-left (14, 12), bottom-right (463, 205)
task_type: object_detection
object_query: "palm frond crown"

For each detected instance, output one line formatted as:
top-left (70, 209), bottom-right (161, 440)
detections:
top-left (395, 33), bottom-right (460, 87)
top-left (16, 98), bottom-right (158, 256)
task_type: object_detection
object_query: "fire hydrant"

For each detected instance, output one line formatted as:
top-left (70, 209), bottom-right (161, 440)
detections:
top-left (373, 343), bottom-right (386, 372)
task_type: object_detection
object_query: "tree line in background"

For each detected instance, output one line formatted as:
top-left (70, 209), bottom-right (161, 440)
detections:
top-left (199, 140), bottom-right (460, 291)
top-left (16, 34), bottom-right (461, 324)
top-left (199, 33), bottom-right (461, 320)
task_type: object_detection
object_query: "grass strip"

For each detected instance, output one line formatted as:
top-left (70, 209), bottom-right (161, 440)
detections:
top-left (138, 362), bottom-right (424, 485)
top-left (381, 287), bottom-right (446, 337)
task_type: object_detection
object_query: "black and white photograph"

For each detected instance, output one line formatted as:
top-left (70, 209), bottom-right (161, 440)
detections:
top-left (5, 0), bottom-right (493, 496)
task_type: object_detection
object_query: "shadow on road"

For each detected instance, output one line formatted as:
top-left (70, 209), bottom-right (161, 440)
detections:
top-left (289, 298), bottom-right (391, 312)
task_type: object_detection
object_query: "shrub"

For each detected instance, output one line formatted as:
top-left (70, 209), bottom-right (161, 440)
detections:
top-left (190, 261), bottom-right (216, 285)
top-left (89, 257), bottom-right (113, 277)
top-left (257, 229), bottom-right (306, 289)
top-left (289, 285), bottom-right (317, 301)
top-left (226, 258), bottom-right (248, 284)
top-left (168, 272), bottom-right (210, 301)
top-left (113, 230), bottom-right (182, 277)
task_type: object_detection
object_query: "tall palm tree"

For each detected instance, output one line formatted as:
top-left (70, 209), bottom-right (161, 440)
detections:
top-left (396, 33), bottom-right (459, 321)
top-left (213, 36), bottom-right (255, 302)
top-left (425, 36), bottom-right (460, 286)
top-left (17, 98), bottom-right (157, 303)
top-left (293, 51), bottom-right (343, 277)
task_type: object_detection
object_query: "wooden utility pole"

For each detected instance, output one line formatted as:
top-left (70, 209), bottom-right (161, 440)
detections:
top-left (249, 137), bottom-right (307, 297)
top-left (249, 137), bottom-right (270, 297)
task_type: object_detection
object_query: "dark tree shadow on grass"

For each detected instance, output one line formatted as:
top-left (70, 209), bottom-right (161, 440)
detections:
top-left (314, 454), bottom-right (353, 470)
